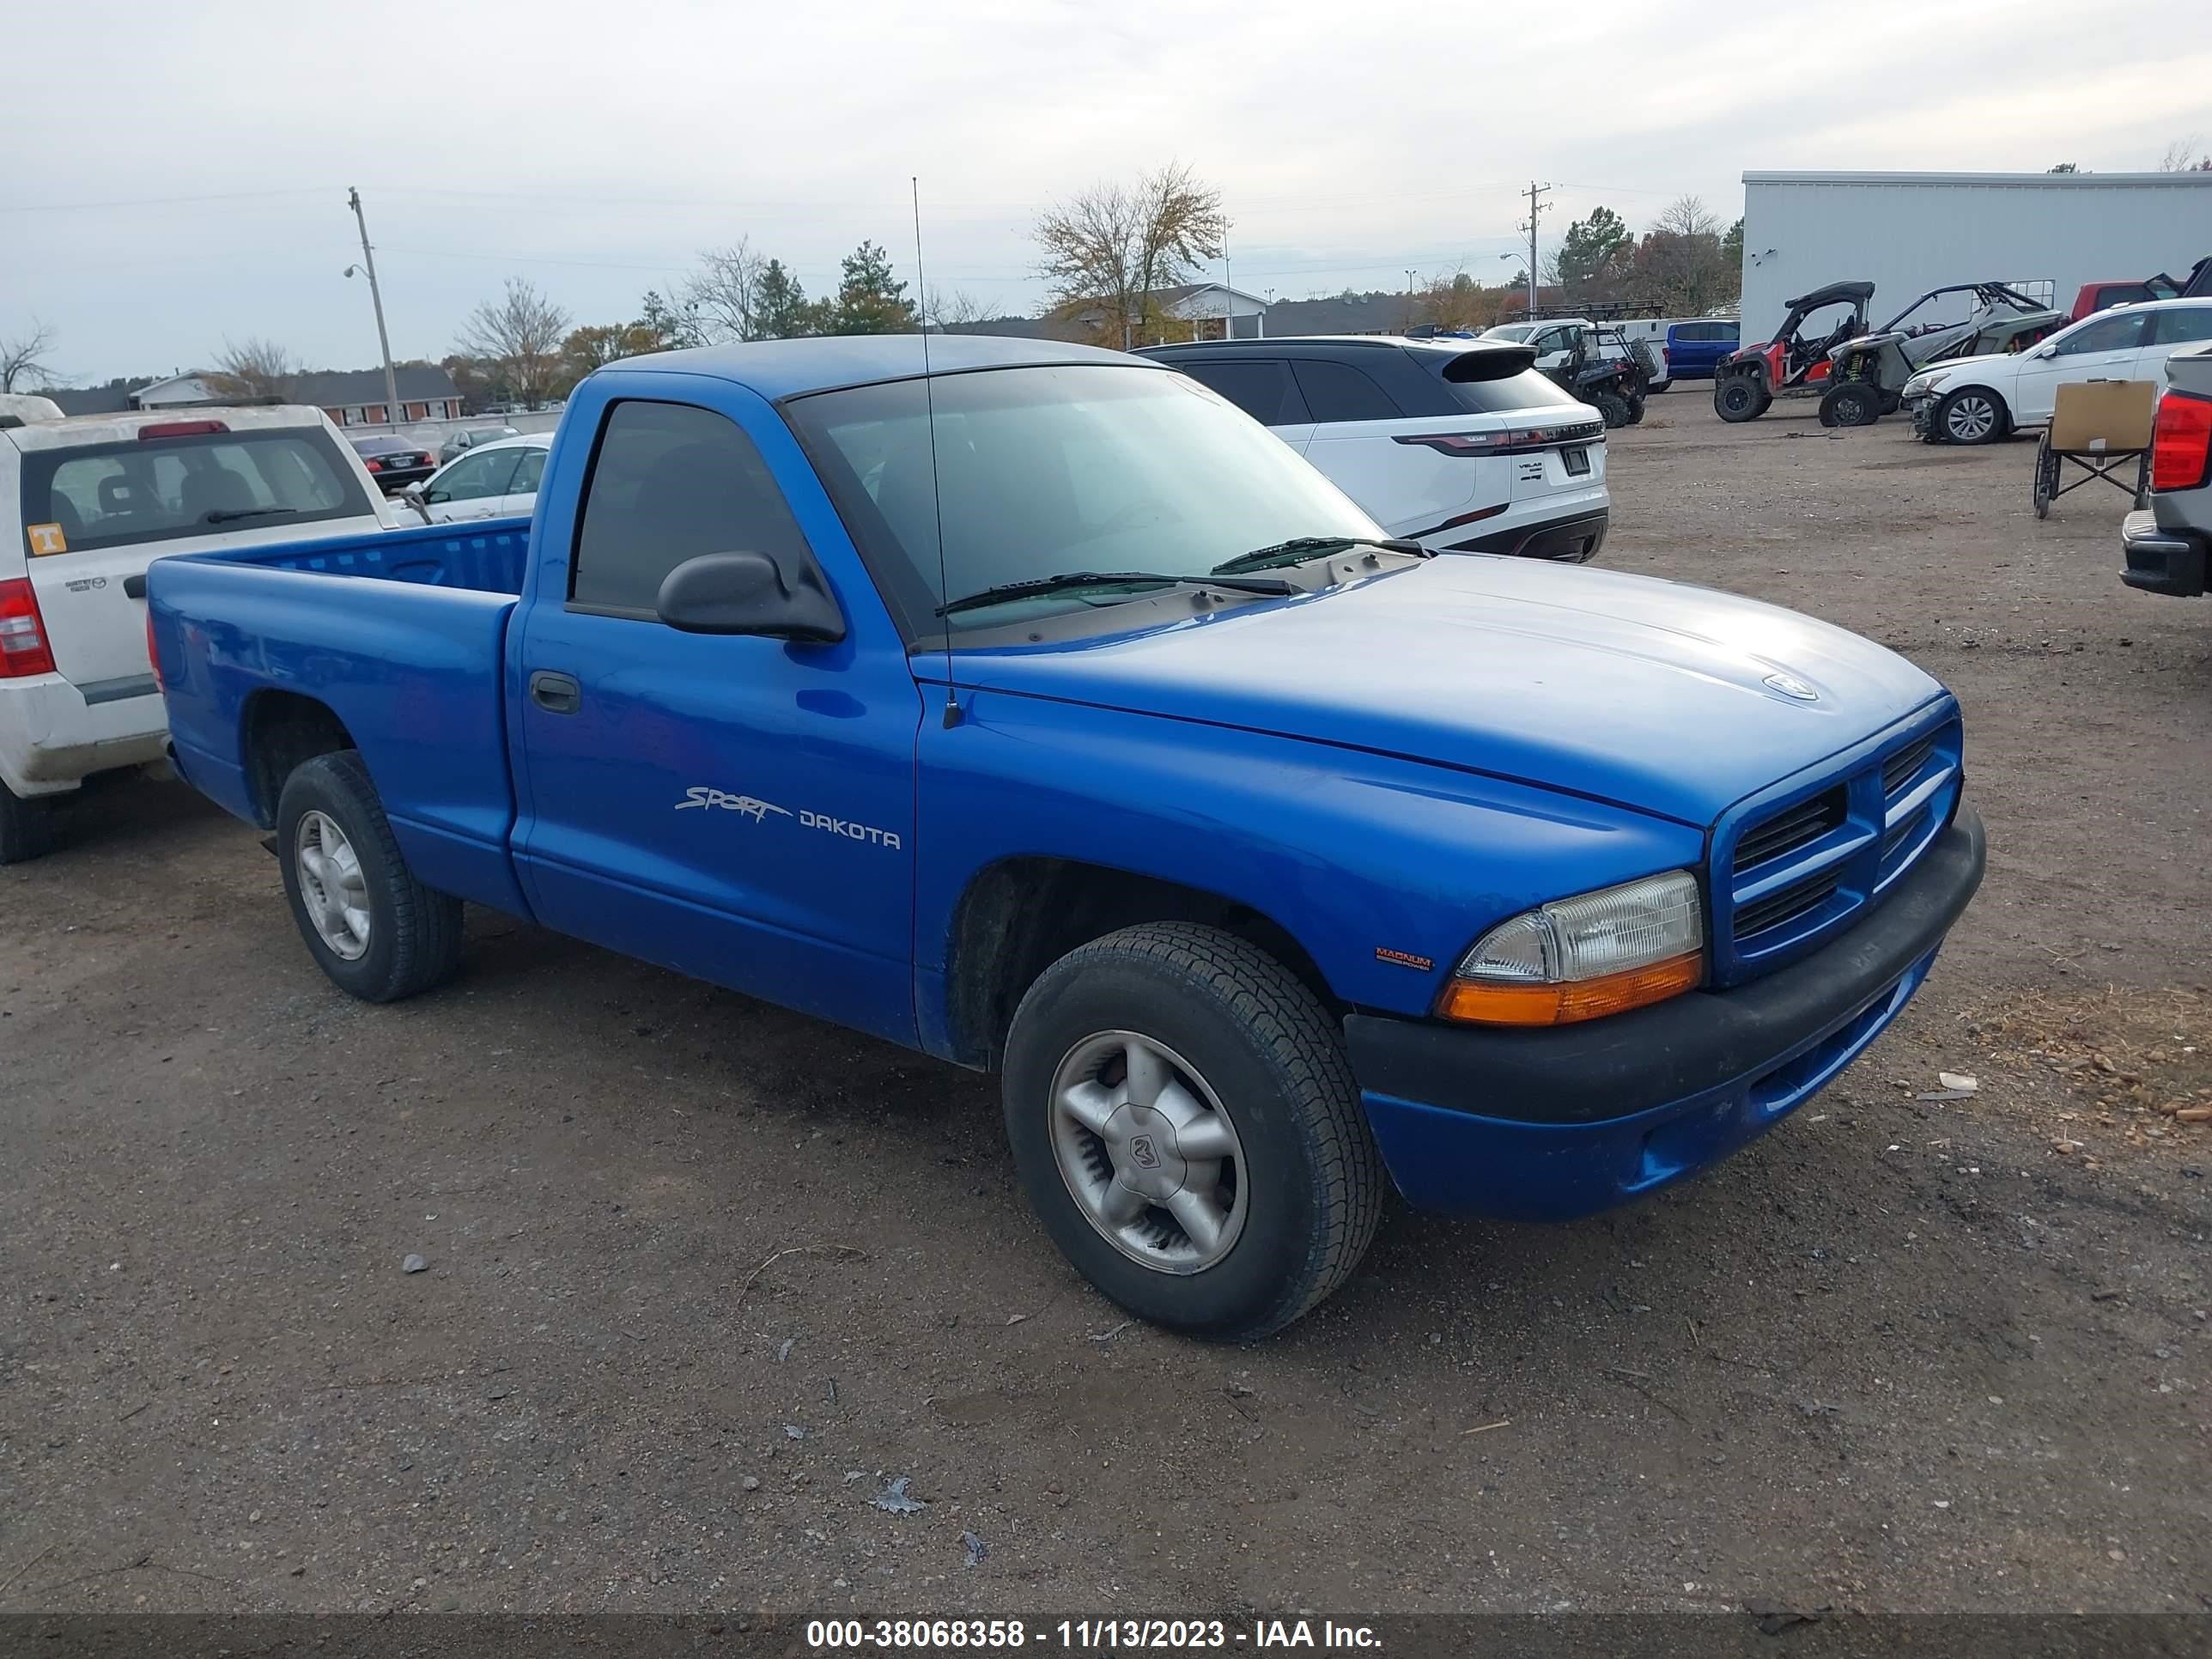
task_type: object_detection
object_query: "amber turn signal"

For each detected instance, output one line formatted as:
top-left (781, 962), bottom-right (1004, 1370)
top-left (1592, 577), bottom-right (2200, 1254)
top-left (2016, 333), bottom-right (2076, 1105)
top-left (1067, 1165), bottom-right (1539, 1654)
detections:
top-left (1436, 951), bottom-right (1703, 1027)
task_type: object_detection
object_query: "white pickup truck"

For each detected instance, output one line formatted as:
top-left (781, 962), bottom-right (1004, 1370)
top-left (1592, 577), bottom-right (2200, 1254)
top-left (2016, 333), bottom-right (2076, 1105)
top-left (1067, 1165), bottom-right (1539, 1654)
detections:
top-left (1, 406), bottom-right (392, 860)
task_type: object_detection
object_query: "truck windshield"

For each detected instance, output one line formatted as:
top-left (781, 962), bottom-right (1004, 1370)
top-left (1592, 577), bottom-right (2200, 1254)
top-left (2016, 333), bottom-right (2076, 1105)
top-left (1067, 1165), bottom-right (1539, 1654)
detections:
top-left (785, 364), bottom-right (1382, 636)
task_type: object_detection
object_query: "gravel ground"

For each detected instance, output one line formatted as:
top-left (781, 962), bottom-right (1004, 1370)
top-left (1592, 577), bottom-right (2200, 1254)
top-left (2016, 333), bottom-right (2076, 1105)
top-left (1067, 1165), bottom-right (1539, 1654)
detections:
top-left (3, 392), bottom-right (2208, 1619)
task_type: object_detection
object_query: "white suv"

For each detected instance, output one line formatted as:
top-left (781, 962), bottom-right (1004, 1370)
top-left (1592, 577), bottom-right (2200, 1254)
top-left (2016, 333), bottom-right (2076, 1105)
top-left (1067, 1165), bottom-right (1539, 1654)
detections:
top-left (1136, 337), bottom-right (1609, 562)
top-left (1905, 297), bottom-right (2212, 444)
top-left (1, 406), bottom-right (392, 860)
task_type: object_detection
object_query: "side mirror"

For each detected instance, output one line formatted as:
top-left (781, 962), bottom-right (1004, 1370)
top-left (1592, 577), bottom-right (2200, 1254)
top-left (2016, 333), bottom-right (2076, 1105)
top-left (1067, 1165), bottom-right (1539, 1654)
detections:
top-left (656, 550), bottom-right (846, 642)
top-left (402, 483), bottom-right (426, 502)
top-left (422, 488), bottom-right (449, 505)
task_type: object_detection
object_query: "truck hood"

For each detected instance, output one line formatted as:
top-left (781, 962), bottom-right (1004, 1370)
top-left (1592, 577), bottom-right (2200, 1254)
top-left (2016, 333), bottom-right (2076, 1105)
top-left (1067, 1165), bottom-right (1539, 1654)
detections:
top-left (950, 557), bottom-right (1946, 828)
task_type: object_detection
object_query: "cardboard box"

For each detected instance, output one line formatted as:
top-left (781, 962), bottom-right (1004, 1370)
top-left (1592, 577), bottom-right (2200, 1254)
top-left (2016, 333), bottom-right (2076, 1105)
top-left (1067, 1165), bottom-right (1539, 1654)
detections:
top-left (2049, 379), bottom-right (2157, 452)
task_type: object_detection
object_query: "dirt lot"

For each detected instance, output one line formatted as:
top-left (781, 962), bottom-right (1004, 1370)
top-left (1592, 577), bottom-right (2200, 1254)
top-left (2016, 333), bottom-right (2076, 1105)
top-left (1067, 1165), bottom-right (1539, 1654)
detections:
top-left (4, 393), bottom-right (2208, 1620)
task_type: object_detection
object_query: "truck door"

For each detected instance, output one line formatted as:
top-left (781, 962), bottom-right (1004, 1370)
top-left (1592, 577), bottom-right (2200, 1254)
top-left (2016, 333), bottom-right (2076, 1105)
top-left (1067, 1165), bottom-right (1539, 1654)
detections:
top-left (511, 389), bottom-right (923, 1045)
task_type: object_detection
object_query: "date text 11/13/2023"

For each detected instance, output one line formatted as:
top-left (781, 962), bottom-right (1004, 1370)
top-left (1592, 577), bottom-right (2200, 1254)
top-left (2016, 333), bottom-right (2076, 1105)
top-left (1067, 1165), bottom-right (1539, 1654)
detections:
top-left (805, 1618), bottom-right (1382, 1649)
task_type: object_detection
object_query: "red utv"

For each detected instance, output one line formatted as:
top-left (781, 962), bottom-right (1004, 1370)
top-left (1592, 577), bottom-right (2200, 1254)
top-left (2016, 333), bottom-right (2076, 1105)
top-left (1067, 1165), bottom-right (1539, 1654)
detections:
top-left (1712, 281), bottom-right (1874, 422)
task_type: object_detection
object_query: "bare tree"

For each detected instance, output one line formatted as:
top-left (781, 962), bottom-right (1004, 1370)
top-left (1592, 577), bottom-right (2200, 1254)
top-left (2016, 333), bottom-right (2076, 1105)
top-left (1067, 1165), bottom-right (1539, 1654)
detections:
top-left (1, 318), bottom-right (58, 393)
top-left (2160, 134), bottom-right (2209, 171)
top-left (681, 240), bottom-right (769, 344)
top-left (455, 277), bottom-right (572, 409)
top-left (207, 336), bottom-right (300, 402)
top-left (921, 286), bottom-right (992, 331)
top-left (1654, 194), bottom-right (1720, 238)
top-left (1036, 162), bottom-right (1227, 348)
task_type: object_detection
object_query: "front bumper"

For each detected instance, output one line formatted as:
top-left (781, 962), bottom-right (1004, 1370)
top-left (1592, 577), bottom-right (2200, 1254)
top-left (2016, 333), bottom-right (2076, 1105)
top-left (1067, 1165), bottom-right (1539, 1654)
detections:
top-left (2123, 508), bottom-right (2208, 598)
top-left (1344, 804), bottom-right (1985, 1219)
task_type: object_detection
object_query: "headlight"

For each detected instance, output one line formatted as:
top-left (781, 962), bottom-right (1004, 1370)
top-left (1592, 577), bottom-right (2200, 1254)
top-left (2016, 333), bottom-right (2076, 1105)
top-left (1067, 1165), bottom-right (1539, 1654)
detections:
top-left (1908, 371), bottom-right (1948, 397)
top-left (1437, 871), bottom-right (1704, 1026)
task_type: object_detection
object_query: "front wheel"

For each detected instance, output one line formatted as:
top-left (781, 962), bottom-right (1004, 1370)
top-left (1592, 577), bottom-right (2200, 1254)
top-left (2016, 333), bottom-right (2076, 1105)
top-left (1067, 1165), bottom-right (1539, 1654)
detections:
top-left (1819, 381), bottom-right (1882, 428)
top-left (1934, 387), bottom-right (2007, 446)
top-left (1624, 395), bottom-right (1646, 426)
top-left (276, 750), bottom-right (463, 1002)
top-left (1714, 375), bottom-right (1770, 422)
top-left (1001, 923), bottom-right (1384, 1340)
top-left (1589, 391), bottom-right (1632, 428)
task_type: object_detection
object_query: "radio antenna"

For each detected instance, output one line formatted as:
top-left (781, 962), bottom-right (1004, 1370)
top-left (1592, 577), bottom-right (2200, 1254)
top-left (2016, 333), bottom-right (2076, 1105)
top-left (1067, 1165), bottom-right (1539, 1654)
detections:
top-left (913, 175), bottom-right (960, 729)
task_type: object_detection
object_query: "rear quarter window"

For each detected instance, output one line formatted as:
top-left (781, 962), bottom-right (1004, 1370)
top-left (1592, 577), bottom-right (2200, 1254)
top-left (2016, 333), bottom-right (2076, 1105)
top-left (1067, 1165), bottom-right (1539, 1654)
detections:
top-left (1443, 368), bottom-right (1587, 416)
top-left (19, 427), bottom-right (373, 556)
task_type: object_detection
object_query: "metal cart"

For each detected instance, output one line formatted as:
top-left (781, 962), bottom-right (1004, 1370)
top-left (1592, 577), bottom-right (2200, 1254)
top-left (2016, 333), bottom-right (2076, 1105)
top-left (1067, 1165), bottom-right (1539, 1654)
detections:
top-left (2033, 379), bottom-right (2157, 520)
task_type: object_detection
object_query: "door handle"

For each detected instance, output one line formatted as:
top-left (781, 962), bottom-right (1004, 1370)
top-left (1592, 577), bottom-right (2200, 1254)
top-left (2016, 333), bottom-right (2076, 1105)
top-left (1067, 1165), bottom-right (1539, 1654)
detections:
top-left (529, 670), bottom-right (581, 714)
top-left (123, 574), bottom-right (148, 599)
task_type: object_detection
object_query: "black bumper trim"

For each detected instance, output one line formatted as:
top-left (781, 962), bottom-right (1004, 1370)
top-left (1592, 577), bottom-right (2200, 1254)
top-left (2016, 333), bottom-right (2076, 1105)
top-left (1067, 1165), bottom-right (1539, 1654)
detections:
top-left (1448, 508), bottom-right (1608, 562)
top-left (2123, 509), bottom-right (2208, 598)
top-left (1345, 803), bottom-right (1985, 1126)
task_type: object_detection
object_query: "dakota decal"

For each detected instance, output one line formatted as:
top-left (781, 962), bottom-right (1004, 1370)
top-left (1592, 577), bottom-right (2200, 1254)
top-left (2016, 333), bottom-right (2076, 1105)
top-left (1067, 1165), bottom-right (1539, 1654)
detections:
top-left (677, 786), bottom-right (901, 848)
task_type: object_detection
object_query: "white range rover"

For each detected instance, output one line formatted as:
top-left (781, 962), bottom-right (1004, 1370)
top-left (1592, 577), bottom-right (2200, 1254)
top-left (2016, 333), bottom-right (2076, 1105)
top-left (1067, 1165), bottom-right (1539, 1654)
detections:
top-left (0, 405), bottom-right (392, 861)
top-left (1137, 336), bottom-right (1610, 564)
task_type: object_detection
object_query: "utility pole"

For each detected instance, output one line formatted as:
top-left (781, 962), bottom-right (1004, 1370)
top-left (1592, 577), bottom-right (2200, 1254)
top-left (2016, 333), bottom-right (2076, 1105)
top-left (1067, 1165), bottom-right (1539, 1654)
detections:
top-left (346, 187), bottom-right (403, 431)
top-left (1518, 181), bottom-right (1553, 320)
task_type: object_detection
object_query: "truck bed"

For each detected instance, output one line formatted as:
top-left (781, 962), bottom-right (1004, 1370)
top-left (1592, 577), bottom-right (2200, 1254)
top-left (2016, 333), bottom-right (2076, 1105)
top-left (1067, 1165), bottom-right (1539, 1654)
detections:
top-left (147, 519), bottom-right (537, 918)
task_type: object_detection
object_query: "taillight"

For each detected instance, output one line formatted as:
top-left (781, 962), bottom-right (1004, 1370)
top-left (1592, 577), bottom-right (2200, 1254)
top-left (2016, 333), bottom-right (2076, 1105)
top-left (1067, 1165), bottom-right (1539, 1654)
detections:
top-left (363, 457), bottom-right (383, 471)
top-left (2151, 390), bottom-right (2212, 493)
top-left (146, 610), bottom-right (162, 690)
top-left (0, 579), bottom-right (58, 678)
top-left (138, 420), bottom-right (228, 439)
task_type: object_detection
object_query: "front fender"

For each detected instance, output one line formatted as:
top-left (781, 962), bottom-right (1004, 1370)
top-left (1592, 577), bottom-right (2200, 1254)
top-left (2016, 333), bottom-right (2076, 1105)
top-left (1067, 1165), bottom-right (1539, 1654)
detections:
top-left (914, 690), bottom-right (1704, 1047)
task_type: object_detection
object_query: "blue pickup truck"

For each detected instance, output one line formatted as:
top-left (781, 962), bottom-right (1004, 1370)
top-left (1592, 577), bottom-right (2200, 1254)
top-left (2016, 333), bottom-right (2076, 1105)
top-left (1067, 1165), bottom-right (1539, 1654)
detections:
top-left (147, 336), bottom-right (1984, 1338)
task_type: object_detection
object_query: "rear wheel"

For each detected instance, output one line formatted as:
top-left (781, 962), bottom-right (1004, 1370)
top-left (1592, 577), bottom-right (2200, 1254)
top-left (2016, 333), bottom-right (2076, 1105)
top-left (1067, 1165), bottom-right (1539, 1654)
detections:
top-left (0, 781), bottom-right (58, 865)
top-left (276, 750), bottom-right (463, 1002)
top-left (1589, 391), bottom-right (1632, 428)
top-left (1624, 395), bottom-right (1646, 426)
top-left (1001, 922), bottom-right (1384, 1340)
top-left (1714, 374), bottom-right (1770, 422)
top-left (1934, 387), bottom-right (2006, 446)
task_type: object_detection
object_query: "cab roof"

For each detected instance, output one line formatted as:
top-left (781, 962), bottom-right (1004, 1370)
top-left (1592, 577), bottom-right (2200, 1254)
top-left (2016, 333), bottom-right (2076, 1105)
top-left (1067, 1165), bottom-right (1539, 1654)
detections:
top-left (605, 334), bottom-right (1147, 402)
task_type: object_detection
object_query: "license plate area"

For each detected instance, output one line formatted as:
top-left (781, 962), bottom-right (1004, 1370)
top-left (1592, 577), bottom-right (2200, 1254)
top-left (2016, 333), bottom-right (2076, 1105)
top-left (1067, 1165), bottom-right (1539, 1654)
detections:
top-left (1562, 446), bottom-right (1591, 477)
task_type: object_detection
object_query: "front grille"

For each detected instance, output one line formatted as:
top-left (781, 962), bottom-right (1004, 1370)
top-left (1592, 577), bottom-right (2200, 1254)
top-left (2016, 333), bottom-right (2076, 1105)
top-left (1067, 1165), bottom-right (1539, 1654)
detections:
top-left (1733, 786), bottom-right (1846, 872)
top-left (1735, 870), bottom-right (1841, 940)
top-left (1881, 807), bottom-right (1927, 861)
top-left (1882, 734), bottom-right (1935, 798)
top-left (1717, 717), bottom-right (1962, 982)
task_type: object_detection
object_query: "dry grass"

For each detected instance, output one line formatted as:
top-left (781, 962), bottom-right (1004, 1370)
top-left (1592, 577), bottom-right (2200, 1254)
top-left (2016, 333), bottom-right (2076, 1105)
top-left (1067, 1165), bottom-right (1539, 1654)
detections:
top-left (1966, 986), bottom-right (2212, 1159)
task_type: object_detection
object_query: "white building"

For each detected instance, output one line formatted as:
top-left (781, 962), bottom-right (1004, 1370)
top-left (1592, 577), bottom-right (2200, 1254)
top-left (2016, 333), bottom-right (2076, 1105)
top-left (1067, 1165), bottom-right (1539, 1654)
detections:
top-left (1739, 171), bottom-right (2212, 343)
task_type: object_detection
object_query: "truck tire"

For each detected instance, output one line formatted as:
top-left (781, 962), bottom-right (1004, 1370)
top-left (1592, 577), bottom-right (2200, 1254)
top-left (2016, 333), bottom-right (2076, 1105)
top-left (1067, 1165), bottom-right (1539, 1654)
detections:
top-left (0, 780), bottom-right (58, 865)
top-left (1714, 374), bottom-right (1770, 423)
top-left (276, 750), bottom-right (463, 1003)
top-left (1624, 394), bottom-right (1646, 426)
top-left (1001, 922), bottom-right (1383, 1340)
top-left (1589, 391), bottom-right (1632, 429)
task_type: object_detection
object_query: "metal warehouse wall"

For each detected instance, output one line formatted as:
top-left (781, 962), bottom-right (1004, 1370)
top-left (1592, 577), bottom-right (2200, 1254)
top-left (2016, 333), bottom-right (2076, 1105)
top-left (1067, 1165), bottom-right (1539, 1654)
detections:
top-left (1738, 172), bottom-right (2212, 343)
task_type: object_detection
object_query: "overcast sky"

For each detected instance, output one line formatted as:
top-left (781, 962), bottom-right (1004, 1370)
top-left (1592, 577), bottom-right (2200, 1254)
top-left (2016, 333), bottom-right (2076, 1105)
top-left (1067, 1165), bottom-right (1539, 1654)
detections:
top-left (9, 0), bottom-right (2211, 383)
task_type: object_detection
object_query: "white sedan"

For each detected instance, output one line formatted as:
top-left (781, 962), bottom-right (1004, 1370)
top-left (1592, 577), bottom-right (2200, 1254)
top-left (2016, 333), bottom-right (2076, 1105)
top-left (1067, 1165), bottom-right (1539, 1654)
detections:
top-left (1904, 297), bottom-right (2212, 445)
top-left (404, 433), bottom-right (550, 523)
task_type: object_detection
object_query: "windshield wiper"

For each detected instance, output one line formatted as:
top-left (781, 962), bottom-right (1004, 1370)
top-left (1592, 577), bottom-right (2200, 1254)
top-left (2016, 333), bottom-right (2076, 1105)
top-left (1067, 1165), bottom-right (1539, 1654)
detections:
top-left (935, 569), bottom-right (1295, 617)
top-left (202, 507), bottom-right (299, 525)
top-left (1211, 535), bottom-right (1426, 575)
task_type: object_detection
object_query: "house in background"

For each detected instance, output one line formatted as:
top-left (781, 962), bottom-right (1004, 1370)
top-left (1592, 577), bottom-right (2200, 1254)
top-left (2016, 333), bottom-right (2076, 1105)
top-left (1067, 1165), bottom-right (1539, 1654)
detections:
top-left (41, 366), bottom-right (465, 426)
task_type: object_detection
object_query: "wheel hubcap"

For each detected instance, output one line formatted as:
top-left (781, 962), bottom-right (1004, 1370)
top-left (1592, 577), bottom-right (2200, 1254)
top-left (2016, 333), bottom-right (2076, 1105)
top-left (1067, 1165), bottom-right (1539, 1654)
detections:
top-left (1048, 1030), bottom-right (1247, 1275)
top-left (1948, 397), bottom-right (1995, 441)
top-left (295, 810), bottom-right (371, 961)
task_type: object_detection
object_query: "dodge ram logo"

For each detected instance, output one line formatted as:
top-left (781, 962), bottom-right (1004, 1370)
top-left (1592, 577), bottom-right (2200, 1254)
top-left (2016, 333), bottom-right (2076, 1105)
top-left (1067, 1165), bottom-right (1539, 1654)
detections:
top-left (1763, 672), bottom-right (1819, 702)
top-left (1128, 1134), bottom-right (1161, 1170)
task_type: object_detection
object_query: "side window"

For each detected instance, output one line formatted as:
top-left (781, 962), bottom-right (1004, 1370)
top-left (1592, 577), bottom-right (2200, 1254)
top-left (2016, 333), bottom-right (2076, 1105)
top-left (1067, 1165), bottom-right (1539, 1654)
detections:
top-left (432, 449), bottom-right (518, 502)
top-left (2052, 312), bottom-right (2148, 356)
top-left (1290, 360), bottom-right (1401, 424)
top-left (1178, 360), bottom-right (1310, 426)
top-left (2150, 307), bottom-right (2212, 348)
top-left (570, 400), bottom-right (813, 616)
top-left (507, 447), bottom-right (548, 495)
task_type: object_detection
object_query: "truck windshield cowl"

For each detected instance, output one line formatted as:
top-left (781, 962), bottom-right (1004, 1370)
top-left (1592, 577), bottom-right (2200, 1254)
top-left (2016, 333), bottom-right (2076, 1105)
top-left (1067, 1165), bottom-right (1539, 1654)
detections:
top-left (785, 364), bottom-right (1387, 640)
